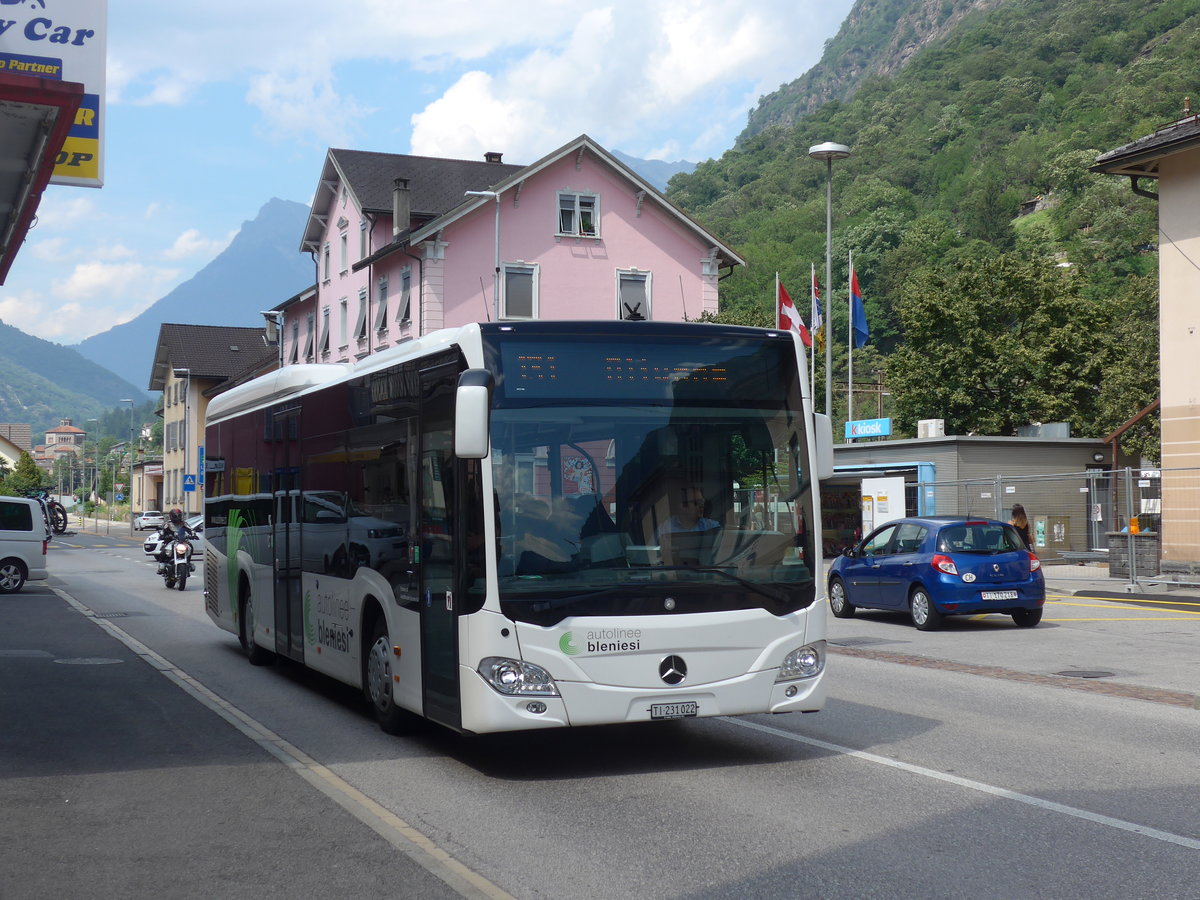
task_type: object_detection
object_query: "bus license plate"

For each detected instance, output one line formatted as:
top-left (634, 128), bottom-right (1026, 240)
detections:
top-left (650, 701), bottom-right (698, 720)
top-left (981, 590), bottom-right (1019, 601)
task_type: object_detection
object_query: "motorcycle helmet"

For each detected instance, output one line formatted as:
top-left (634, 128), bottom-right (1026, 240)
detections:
top-left (168, 508), bottom-right (185, 526)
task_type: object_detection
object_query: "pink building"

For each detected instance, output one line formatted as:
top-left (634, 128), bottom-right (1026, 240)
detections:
top-left (278, 134), bottom-right (744, 363)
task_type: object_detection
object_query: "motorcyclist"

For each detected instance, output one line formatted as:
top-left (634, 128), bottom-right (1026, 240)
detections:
top-left (155, 508), bottom-right (196, 569)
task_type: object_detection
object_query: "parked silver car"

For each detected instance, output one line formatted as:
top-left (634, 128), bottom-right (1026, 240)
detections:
top-left (134, 510), bottom-right (165, 531)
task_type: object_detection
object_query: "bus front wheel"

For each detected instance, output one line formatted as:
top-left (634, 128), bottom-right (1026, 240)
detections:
top-left (366, 619), bottom-right (414, 735)
top-left (240, 586), bottom-right (274, 666)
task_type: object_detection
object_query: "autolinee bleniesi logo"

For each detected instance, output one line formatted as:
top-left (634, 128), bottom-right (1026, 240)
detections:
top-left (560, 628), bottom-right (642, 655)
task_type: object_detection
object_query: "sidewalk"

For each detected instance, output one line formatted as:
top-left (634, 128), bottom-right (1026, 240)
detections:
top-left (1041, 562), bottom-right (1200, 605)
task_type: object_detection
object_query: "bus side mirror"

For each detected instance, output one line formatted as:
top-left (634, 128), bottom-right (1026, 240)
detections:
top-left (813, 413), bottom-right (834, 480)
top-left (455, 368), bottom-right (493, 459)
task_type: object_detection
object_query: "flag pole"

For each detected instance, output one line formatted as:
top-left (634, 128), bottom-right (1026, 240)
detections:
top-left (848, 250), bottom-right (854, 427)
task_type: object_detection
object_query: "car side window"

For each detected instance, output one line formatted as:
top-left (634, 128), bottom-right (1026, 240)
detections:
top-left (892, 523), bottom-right (927, 554)
top-left (863, 525), bottom-right (897, 556)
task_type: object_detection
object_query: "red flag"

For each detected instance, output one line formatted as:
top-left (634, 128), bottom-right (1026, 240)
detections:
top-left (777, 280), bottom-right (812, 347)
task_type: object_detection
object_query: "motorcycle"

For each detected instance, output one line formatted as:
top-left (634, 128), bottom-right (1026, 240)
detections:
top-left (157, 531), bottom-right (195, 590)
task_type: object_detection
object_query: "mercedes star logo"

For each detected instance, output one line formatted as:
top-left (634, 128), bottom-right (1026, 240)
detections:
top-left (993, 563), bottom-right (1000, 572)
top-left (659, 655), bottom-right (687, 685)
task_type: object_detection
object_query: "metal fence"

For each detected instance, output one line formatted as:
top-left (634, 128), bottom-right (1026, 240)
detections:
top-left (913, 467), bottom-right (1200, 587)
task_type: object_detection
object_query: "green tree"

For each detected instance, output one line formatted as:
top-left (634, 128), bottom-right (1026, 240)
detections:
top-left (886, 253), bottom-right (1106, 435)
top-left (0, 451), bottom-right (49, 496)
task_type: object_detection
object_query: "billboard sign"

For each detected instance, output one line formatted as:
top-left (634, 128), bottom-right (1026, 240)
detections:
top-left (0, 0), bottom-right (107, 187)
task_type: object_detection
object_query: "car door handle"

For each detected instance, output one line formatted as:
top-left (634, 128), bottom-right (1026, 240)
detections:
top-left (902, 561), bottom-right (914, 566)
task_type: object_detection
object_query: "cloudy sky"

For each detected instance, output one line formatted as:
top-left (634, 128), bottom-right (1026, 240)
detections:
top-left (1, 0), bottom-right (855, 345)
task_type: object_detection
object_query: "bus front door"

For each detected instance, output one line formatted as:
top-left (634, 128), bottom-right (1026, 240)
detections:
top-left (272, 407), bottom-right (304, 662)
top-left (418, 364), bottom-right (461, 729)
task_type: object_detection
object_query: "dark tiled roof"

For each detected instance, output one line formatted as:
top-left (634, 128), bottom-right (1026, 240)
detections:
top-left (1092, 115), bottom-right (1200, 177)
top-left (149, 324), bottom-right (276, 391)
top-left (331, 149), bottom-right (524, 217)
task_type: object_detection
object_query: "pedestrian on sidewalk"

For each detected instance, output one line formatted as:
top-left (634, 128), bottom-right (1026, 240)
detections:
top-left (1009, 503), bottom-right (1032, 548)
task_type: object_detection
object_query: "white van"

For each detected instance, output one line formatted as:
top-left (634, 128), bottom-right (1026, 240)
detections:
top-left (0, 496), bottom-right (50, 593)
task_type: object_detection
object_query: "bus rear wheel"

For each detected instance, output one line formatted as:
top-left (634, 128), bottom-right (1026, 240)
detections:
top-left (366, 619), bottom-right (415, 735)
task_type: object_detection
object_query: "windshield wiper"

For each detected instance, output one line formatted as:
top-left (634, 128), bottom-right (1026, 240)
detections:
top-left (654, 566), bottom-right (785, 602)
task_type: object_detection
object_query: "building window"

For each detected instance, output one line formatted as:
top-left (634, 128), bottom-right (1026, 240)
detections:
top-left (304, 312), bottom-right (316, 361)
top-left (322, 244), bottom-right (331, 283)
top-left (617, 270), bottom-right (651, 321)
top-left (360, 220), bottom-right (368, 260)
top-left (339, 298), bottom-right (348, 348)
top-left (558, 192), bottom-right (598, 237)
top-left (339, 231), bottom-right (348, 274)
top-left (289, 321), bottom-right (299, 364)
top-left (374, 276), bottom-right (389, 333)
top-left (398, 268), bottom-right (412, 323)
top-left (320, 307), bottom-right (331, 355)
top-left (502, 263), bottom-right (538, 320)
top-left (355, 288), bottom-right (368, 341)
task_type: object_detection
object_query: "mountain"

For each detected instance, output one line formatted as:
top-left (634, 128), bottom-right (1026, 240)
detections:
top-left (738, 0), bottom-right (1006, 144)
top-left (667, 0), bottom-right (1185, 455)
top-left (74, 198), bottom-right (313, 388)
top-left (612, 149), bottom-right (697, 191)
top-left (0, 319), bottom-right (147, 436)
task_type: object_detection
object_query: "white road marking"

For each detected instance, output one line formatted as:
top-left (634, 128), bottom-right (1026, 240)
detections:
top-left (52, 586), bottom-right (515, 900)
top-left (727, 717), bottom-right (1200, 851)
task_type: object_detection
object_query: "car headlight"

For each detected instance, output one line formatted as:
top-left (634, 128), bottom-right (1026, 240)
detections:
top-left (776, 640), bottom-right (825, 682)
top-left (478, 657), bottom-right (560, 697)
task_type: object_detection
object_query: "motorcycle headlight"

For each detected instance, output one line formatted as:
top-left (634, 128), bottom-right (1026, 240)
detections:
top-left (478, 657), bottom-right (560, 697)
top-left (173, 541), bottom-right (190, 557)
top-left (776, 640), bottom-right (825, 682)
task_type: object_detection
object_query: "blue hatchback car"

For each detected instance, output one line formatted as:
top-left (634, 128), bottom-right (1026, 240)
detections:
top-left (828, 516), bottom-right (1045, 630)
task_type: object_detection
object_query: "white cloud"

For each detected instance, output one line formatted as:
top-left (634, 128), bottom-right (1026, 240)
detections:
top-left (246, 67), bottom-right (374, 147)
top-left (31, 193), bottom-right (97, 231)
top-left (53, 262), bottom-right (181, 304)
top-left (162, 229), bottom-right (233, 261)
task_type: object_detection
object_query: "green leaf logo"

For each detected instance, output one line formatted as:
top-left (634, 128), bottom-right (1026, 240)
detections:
top-left (559, 631), bottom-right (579, 656)
top-left (304, 589), bottom-right (316, 646)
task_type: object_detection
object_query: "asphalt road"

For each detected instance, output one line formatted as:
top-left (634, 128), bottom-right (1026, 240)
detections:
top-left (3, 532), bottom-right (1197, 899)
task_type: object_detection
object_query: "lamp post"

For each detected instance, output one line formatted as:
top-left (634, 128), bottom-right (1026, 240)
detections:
top-left (122, 398), bottom-right (134, 535)
top-left (85, 418), bottom-right (99, 532)
top-left (464, 190), bottom-right (501, 321)
top-left (173, 368), bottom-right (191, 516)
top-left (808, 141), bottom-right (851, 418)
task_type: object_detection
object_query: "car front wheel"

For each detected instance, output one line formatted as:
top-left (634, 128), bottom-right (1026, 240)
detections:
top-left (910, 587), bottom-right (943, 631)
top-left (828, 577), bottom-right (855, 618)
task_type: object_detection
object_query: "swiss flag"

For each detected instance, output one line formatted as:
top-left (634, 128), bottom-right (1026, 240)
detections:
top-left (778, 281), bottom-right (812, 347)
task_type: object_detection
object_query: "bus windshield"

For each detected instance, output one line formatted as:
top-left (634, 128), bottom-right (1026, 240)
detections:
top-left (484, 330), bottom-right (817, 626)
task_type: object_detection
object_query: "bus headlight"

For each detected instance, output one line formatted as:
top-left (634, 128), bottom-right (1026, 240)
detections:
top-left (478, 657), bottom-right (560, 697)
top-left (776, 640), bottom-right (825, 682)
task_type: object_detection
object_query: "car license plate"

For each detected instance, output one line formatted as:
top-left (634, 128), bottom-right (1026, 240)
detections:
top-left (981, 590), bottom-right (1019, 601)
top-left (650, 701), bottom-right (698, 720)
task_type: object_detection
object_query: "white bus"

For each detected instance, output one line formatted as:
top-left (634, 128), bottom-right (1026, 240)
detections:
top-left (203, 321), bottom-right (833, 734)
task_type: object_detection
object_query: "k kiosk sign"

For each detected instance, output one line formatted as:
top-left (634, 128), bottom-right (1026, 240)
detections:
top-left (845, 417), bottom-right (892, 441)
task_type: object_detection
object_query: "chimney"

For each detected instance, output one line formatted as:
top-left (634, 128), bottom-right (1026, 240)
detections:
top-left (392, 178), bottom-right (410, 237)
top-left (484, 151), bottom-right (503, 164)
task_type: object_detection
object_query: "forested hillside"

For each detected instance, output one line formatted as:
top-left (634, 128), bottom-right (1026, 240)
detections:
top-left (668, 0), bottom-right (1194, 459)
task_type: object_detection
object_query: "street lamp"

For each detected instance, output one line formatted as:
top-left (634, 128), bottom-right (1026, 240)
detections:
top-left (122, 398), bottom-right (134, 535)
top-left (85, 417), bottom-right (99, 532)
top-left (808, 141), bottom-right (851, 418)
top-left (464, 190), bottom-right (501, 322)
top-left (173, 368), bottom-right (191, 516)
